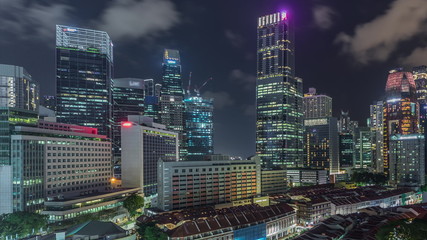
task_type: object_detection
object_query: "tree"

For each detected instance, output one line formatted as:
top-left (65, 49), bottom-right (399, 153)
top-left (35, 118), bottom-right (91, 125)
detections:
top-left (0, 212), bottom-right (48, 238)
top-left (137, 222), bottom-right (168, 240)
top-left (123, 194), bottom-right (144, 216)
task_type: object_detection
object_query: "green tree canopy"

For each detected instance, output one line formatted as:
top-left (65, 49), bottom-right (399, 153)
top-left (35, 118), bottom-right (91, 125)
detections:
top-left (351, 170), bottom-right (387, 185)
top-left (137, 222), bottom-right (168, 240)
top-left (0, 212), bottom-right (48, 238)
top-left (123, 194), bottom-right (144, 216)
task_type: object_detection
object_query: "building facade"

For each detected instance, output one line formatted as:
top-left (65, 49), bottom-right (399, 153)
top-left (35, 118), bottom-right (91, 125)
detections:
top-left (354, 127), bottom-right (372, 169)
top-left (121, 116), bottom-right (178, 197)
top-left (112, 78), bottom-right (145, 159)
top-left (370, 101), bottom-right (384, 172)
top-left (256, 12), bottom-right (304, 168)
top-left (389, 134), bottom-right (425, 188)
top-left (303, 88), bottom-right (332, 119)
top-left (261, 169), bottom-right (287, 195)
top-left (383, 69), bottom-right (419, 176)
top-left (339, 132), bottom-right (354, 168)
top-left (158, 159), bottom-right (261, 211)
top-left (286, 168), bottom-right (328, 187)
top-left (304, 117), bottom-right (339, 173)
top-left (55, 25), bottom-right (113, 137)
top-left (184, 96), bottom-right (214, 161)
top-left (0, 64), bottom-right (39, 111)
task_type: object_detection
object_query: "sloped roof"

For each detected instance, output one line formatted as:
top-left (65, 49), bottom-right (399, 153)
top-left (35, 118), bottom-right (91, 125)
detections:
top-left (66, 221), bottom-right (126, 237)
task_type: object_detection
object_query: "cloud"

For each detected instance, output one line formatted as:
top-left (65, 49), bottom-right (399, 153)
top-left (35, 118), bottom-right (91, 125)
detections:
top-left (203, 91), bottom-right (235, 110)
top-left (97, 0), bottom-right (180, 41)
top-left (229, 69), bottom-right (256, 91)
top-left (313, 5), bottom-right (336, 30)
top-left (335, 0), bottom-right (427, 64)
top-left (402, 47), bottom-right (427, 66)
top-left (0, 1), bottom-right (73, 41)
top-left (225, 30), bottom-right (245, 48)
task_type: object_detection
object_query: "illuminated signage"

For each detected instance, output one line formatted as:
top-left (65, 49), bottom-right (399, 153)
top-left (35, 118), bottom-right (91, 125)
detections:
top-left (122, 122), bottom-right (133, 127)
top-left (63, 28), bottom-right (77, 32)
top-left (281, 11), bottom-right (287, 20)
top-left (304, 118), bottom-right (328, 126)
top-left (387, 98), bottom-right (401, 103)
top-left (129, 81), bottom-right (141, 87)
top-left (167, 60), bottom-right (176, 64)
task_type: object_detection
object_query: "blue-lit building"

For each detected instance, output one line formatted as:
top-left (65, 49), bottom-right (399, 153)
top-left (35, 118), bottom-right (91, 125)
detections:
top-left (256, 12), bottom-right (304, 168)
top-left (160, 49), bottom-right (183, 97)
top-left (55, 25), bottom-right (113, 137)
top-left (184, 96), bottom-right (214, 161)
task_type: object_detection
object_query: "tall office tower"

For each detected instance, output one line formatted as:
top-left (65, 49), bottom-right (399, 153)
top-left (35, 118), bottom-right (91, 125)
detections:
top-left (256, 12), bottom-right (304, 168)
top-left (369, 101), bottom-right (384, 172)
top-left (303, 88), bottom-right (332, 119)
top-left (353, 127), bottom-right (372, 169)
top-left (383, 69), bottom-right (419, 176)
top-left (339, 132), bottom-right (354, 168)
top-left (155, 83), bottom-right (162, 97)
top-left (41, 95), bottom-right (56, 111)
top-left (159, 49), bottom-right (186, 160)
top-left (304, 118), bottom-right (339, 173)
top-left (184, 95), bottom-right (214, 161)
top-left (160, 49), bottom-right (183, 97)
top-left (413, 66), bottom-right (427, 175)
top-left (338, 111), bottom-right (350, 133)
top-left (121, 116), bottom-right (178, 198)
top-left (389, 134), bottom-right (425, 188)
top-left (144, 79), bottom-right (155, 97)
top-left (112, 78), bottom-right (145, 160)
top-left (56, 25), bottom-right (113, 137)
top-left (0, 64), bottom-right (39, 111)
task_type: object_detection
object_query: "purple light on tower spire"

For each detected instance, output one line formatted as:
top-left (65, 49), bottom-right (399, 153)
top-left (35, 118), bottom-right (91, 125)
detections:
top-left (281, 11), bottom-right (287, 20)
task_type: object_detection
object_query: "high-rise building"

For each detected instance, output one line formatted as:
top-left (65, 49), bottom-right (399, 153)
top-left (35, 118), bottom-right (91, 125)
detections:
top-left (144, 79), bottom-right (155, 97)
top-left (413, 66), bottom-right (427, 175)
top-left (55, 25), bottom-right (113, 137)
top-left (389, 134), bottom-right (425, 188)
top-left (369, 101), bottom-right (384, 172)
top-left (157, 158), bottom-right (261, 211)
top-left (256, 12), bottom-right (304, 168)
top-left (383, 69), bottom-right (418, 176)
top-left (41, 95), bottom-right (56, 112)
top-left (338, 111), bottom-right (358, 134)
top-left (158, 49), bottom-right (186, 160)
top-left (339, 132), bottom-right (354, 168)
top-left (304, 118), bottom-right (339, 173)
top-left (160, 49), bottom-right (183, 97)
top-left (303, 88), bottom-right (332, 119)
top-left (184, 95), bottom-right (214, 161)
top-left (121, 116), bottom-right (178, 197)
top-left (112, 78), bottom-right (145, 159)
top-left (353, 127), bottom-right (372, 169)
top-left (0, 64), bottom-right (39, 111)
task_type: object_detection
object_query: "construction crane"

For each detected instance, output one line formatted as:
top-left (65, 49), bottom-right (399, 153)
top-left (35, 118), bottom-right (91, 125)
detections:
top-left (194, 77), bottom-right (213, 96)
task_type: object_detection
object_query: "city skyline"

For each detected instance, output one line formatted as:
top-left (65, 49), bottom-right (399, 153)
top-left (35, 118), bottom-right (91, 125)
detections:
top-left (1, 0), bottom-right (427, 158)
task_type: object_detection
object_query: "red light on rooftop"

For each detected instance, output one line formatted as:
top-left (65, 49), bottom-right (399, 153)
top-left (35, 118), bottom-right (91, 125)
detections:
top-left (122, 122), bottom-right (133, 127)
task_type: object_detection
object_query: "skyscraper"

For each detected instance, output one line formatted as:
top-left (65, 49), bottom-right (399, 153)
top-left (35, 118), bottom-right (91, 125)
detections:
top-left (353, 127), bottom-right (372, 169)
top-left (112, 78), bottom-right (145, 159)
top-left (0, 64), bottom-right (39, 111)
top-left (160, 49), bottom-right (183, 97)
top-left (369, 101), bottom-right (384, 172)
top-left (413, 66), bottom-right (427, 175)
top-left (256, 12), bottom-right (304, 168)
top-left (55, 25), bottom-right (113, 137)
top-left (303, 88), bottom-right (332, 119)
top-left (383, 69), bottom-right (418, 176)
top-left (184, 95), bottom-right (214, 161)
top-left (159, 49), bottom-right (186, 160)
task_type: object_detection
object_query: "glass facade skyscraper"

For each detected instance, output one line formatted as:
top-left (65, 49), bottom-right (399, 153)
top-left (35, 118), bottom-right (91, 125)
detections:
top-left (55, 25), bottom-right (113, 137)
top-left (160, 49), bottom-right (183, 97)
top-left (184, 96), bottom-right (214, 161)
top-left (256, 12), bottom-right (303, 168)
top-left (303, 88), bottom-right (332, 119)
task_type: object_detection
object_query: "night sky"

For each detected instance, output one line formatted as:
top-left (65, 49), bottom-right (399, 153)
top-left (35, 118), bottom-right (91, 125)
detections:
top-left (1, 0), bottom-right (427, 158)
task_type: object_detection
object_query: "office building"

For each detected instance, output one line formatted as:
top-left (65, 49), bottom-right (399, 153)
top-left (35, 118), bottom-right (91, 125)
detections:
top-left (112, 78), bottom-right (145, 158)
top-left (339, 133), bottom-right (354, 168)
top-left (160, 49), bottom-right (184, 97)
top-left (389, 134), bottom-right (425, 188)
top-left (56, 25), bottom-right (113, 137)
top-left (413, 66), bottom-right (427, 175)
top-left (338, 111), bottom-right (358, 134)
top-left (383, 69), bottom-right (418, 176)
top-left (0, 120), bottom-right (112, 214)
top-left (184, 95), bottom-right (214, 161)
top-left (144, 79), bottom-right (155, 97)
top-left (286, 168), bottom-right (328, 187)
top-left (353, 127), bottom-right (372, 169)
top-left (369, 101), bottom-right (384, 172)
top-left (256, 12), bottom-right (304, 168)
top-left (121, 116), bottom-right (178, 197)
top-left (261, 169), bottom-right (287, 195)
top-left (41, 95), bottom-right (56, 112)
top-left (0, 64), bottom-right (39, 111)
top-left (304, 118), bottom-right (339, 173)
top-left (158, 158), bottom-right (261, 211)
top-left (303, 88), bottom-right (332, 119)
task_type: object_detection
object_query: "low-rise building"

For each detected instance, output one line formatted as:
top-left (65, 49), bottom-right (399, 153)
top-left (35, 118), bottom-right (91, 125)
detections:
top-left (295, 198), bottom-right (331, 226)
top-left (261, 169), bottom-right (287, 195)
top-left (286, 168), bottom-right (328, 187)
top-left (157, 158), bottom-right (261, 211)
